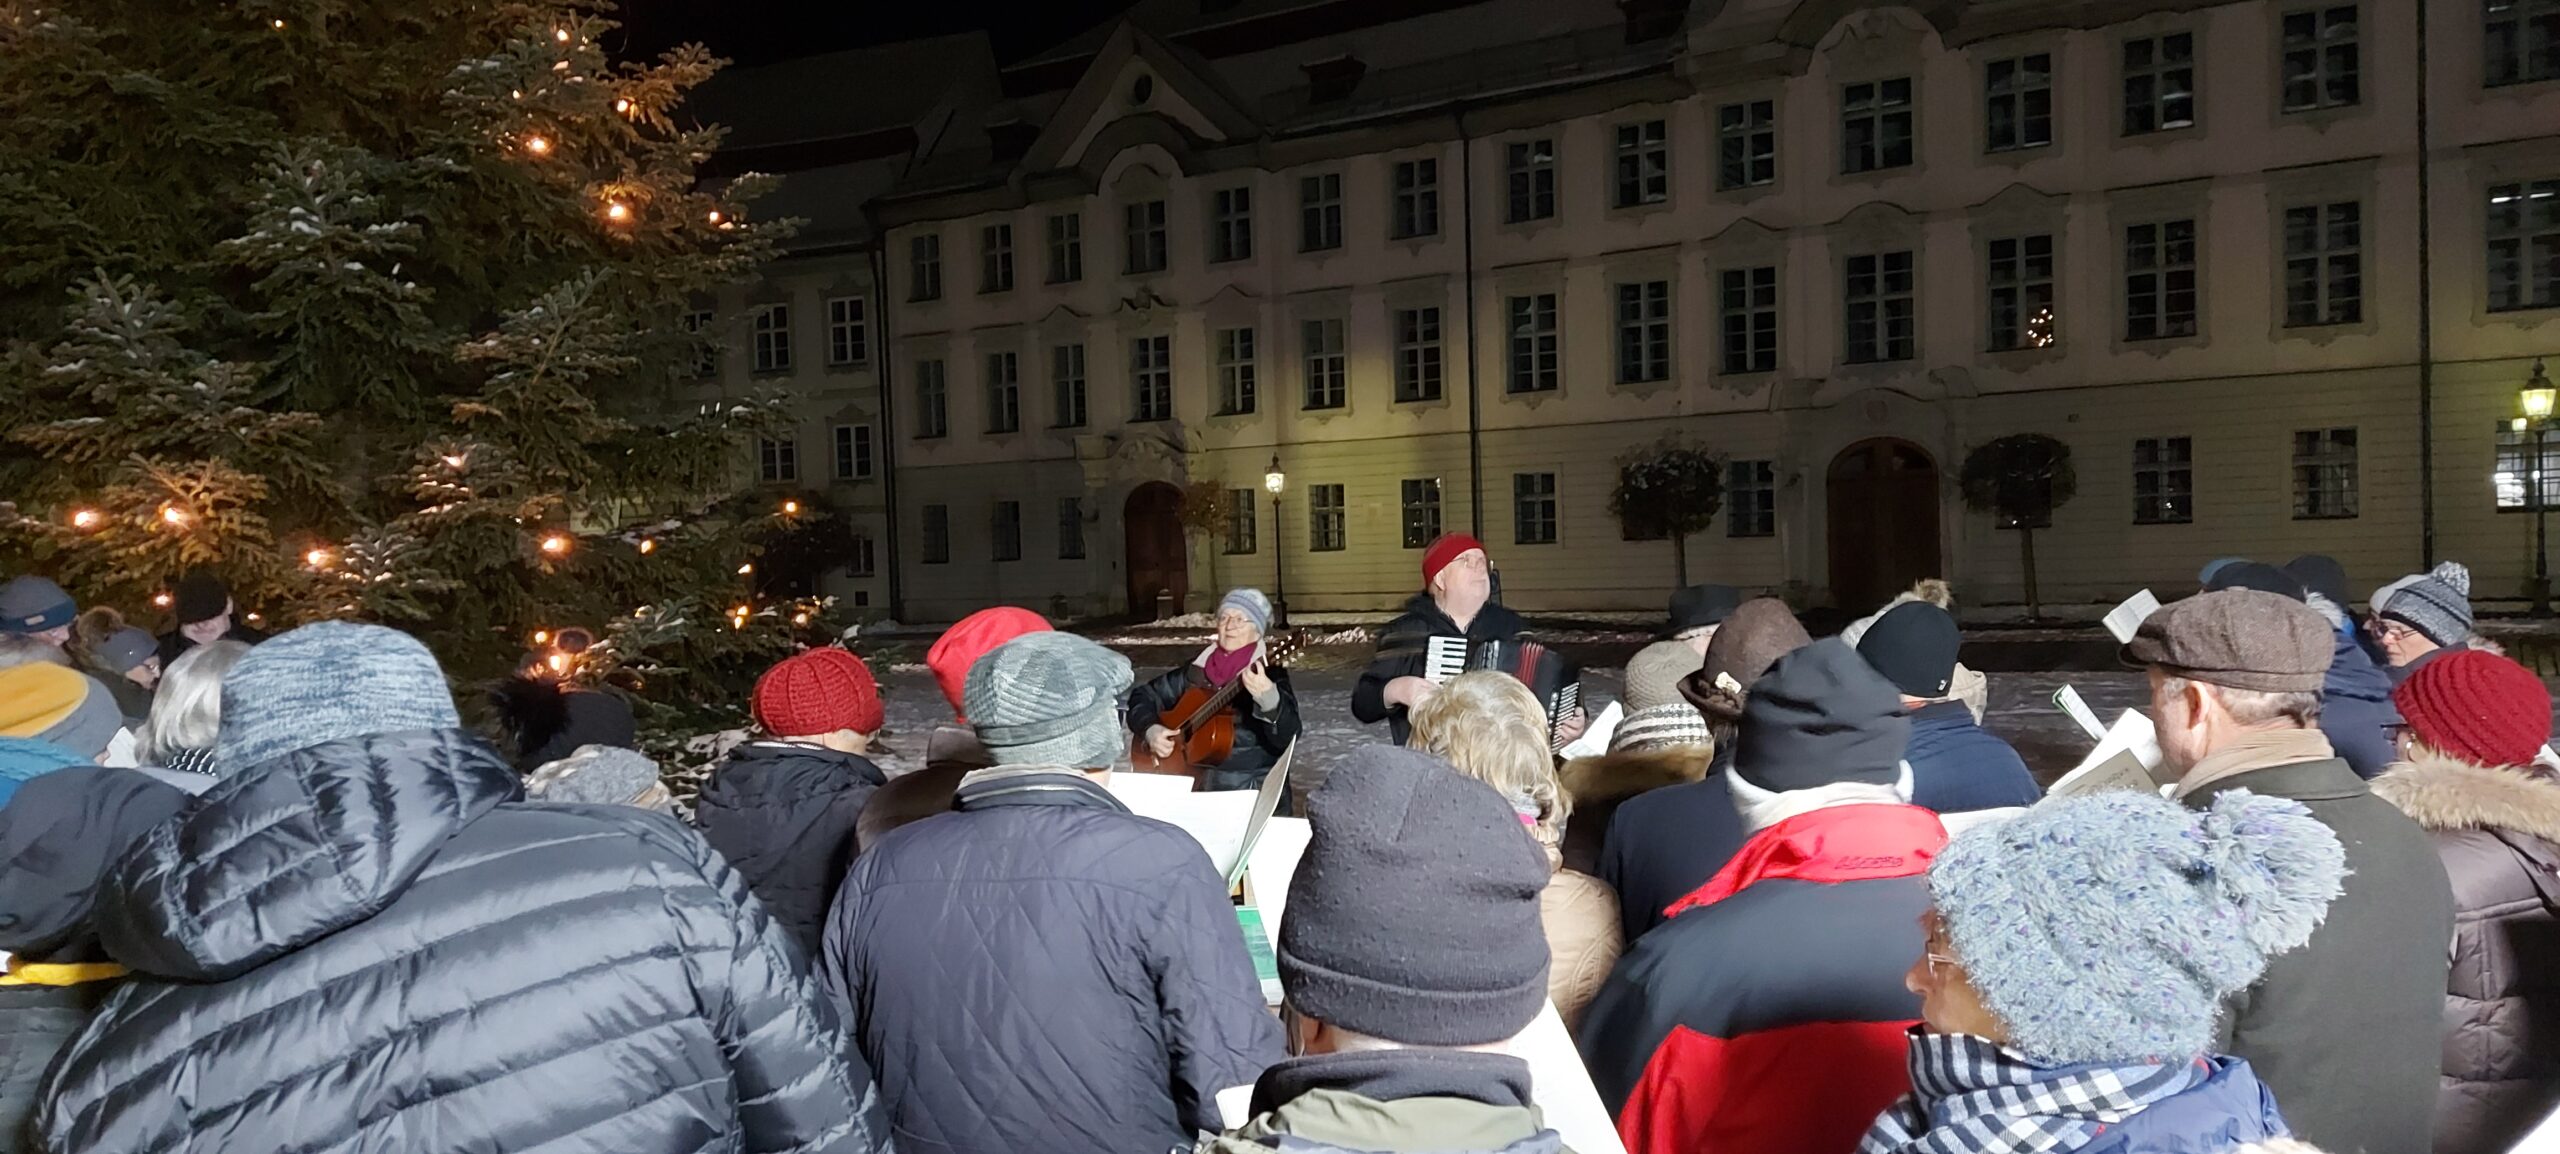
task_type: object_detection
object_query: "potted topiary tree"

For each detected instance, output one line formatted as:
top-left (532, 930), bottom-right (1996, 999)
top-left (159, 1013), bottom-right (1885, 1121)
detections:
top-left (1959, 433), bottom-right (2076, 621)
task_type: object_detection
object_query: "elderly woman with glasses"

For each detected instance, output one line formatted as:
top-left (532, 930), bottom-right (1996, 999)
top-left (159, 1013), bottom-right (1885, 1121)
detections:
top-left (1865, 790), bottom-right (2347, 1154)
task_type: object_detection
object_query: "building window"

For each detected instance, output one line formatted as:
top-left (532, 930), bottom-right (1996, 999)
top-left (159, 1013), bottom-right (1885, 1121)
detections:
top-left (1047, 211), bottom-right (1083, 283)
top-left (1841, 78), bottom-right (1915, 173)
top-left (1392, 158), bottom-right (1440, 239)
top-left (832, 424), bottom-right (874, 481)
top-left (2284, 201), bottom-right (2363, 326)
top-left (2293, 428), bottom-right (2359, 518)
top-left (2487, 0), bottom-right (2560, 87)
top-left (1052, 343), bottom-right (1087, 427)
top-left (758, 436), bottom-right (797, 483)
top-left (847, 534), bottom-right (876, 578)
top-left (1399, 478), bottom-right (1444, 548)
top-left (1506, 293), bottom-right (1559, 394)
top-left (990, 501), bottom-right (1022, 562)
top-left (980, 223), bottom-right (1014, 293)
top-left (2488, 179), bottom-right (2560, 312)
top-left (2282, 7), bottom-right (2360, 111)
top-left (2495, 423), bottom-right (2560, 508)
top-left (913, 359), bottom-right (947, 438)
top-left (1216, 327), bottom-right (1256, 415)
top-left (922, 504), bottom-right (950, 564)
top-left (1310, 484), bottom-right (1346, 552)
top-left (683, 309), bottom-right (717, 377)
top-left (1845, 251), bottom-right (1917, 363)
top-left (1124, 200), bottom-right (1167, 274)
top-left (909, 234), bottom-right (942, 301)
top-left (2125, 220), bottom-right (2200, 340)
top-left (984, 351), bottom-right (1020, 433)
top-left (1224, 489), bottom-right (1257, 554)
top-left (1720, 266), bottom-right (1778, 374)
top-left (1302, 318), bottom-right (1346, 409)
top-left (1300, 173), bottom-right (1343, 252)
top-left (751, 303), bottom-right (792, 372)
top-left (1986, 53), bottom-right (2054, 151)
top-left (1613, 119), bottom-right (1670, 208)
top-left (2133, 436), bottom-right (2195, 524)
top-left (1727, 460), bottom-right (1776, 537)
top-left (1513, 472), bottom-right (1558, 545)
top-left (1506, 139), bottom-right (1557, 222)
top-left (1615, 280), bottom-right (1672, 384)
top-left (1394, 307), bottom-right (1443, 402)
top-left (826, 296), bottom-right (866, 366)
top-left (1717, 100), bottom-right (1777, 190)
top-left (1130, 334), bottom-right (1172, 422)
top-left (1058, 497), bottom-right (1086, 559)
top-left (2122, 33), bottom-right (2197, 135)
top-left (1987, 234), bottom-right (2057, 351)
top-left (1211, 186), bottom-right (1253, 263)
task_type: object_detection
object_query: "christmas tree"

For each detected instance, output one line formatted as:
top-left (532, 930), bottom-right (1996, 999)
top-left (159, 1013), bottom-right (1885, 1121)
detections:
top-left (0, 0), bottom-right (828, 738)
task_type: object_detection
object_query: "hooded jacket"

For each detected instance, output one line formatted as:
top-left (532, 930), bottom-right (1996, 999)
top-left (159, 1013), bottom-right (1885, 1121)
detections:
top-left (2371, 753), bottom-right (2560, 1154)
top-left (1195, 1050), bottom-right (1567, 1154)
top-left (37, 727), bottom-right (891, 1154)
top-left (823, 766), bottom-right (1285, 1154)
top-left (693, 740), bottom-right (889, 957)
top-left (1354, 594), bottom-right (1533, 744)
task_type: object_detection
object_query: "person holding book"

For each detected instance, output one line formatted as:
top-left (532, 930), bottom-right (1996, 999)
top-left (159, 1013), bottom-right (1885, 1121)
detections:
top-left (1128, 587), bottom-right (1301, 796)
top-left (1354, 534), bottom-right (1582, 746)
top-left (821, 631), bottom-right (1281, 1154)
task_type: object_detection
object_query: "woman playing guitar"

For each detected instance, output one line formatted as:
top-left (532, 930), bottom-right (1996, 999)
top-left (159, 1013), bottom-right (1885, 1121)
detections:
top-left (1126, 588), bottom-right (1302, 801)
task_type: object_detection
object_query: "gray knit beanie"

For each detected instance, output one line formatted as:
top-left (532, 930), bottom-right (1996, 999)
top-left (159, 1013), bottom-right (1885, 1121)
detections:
top-left (0, 577), bottom-right (76, 636)
top-left (1219, 588), bottom-right (1273, 635)
top-left (962, 631), bottom-right (1133, 769)
top-left (216, 621), bottom-right (460, 774)
top-left (1622, 641), bottom-right (1704, 714)
top-left (525, 744), bottom-right (670, 812)
top-left (1281, 744), bottom-right (1551, 1046)
top-left (1930, 789), bottom-right (2346, 1066)
top-left (2380, 561), bottom-right (2473, 647)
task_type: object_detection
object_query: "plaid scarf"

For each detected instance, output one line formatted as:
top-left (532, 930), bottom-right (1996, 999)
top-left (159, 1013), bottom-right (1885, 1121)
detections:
top-left (1858, 1031), bottom-right (2212, 1154)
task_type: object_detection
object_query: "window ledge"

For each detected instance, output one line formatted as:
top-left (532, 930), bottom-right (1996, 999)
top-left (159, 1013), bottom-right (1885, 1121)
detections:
top-left (750, 368), bottom-right (797, 379)
top-left (1710, 368), bottom-right (1779, 395)
top-left (2292, 512), bottom-right (2362, 522)
top-left (1981, 142), bottom-right (2057, 169)
top-left (2117, 124), bottom-right (2206, 148)
top-left (2116, 332), bottom-right (2209, 357)
top-left (1605, 198), bottom-right (1675, 222)
top-left (2278, 103), bottom-right (2369, 130)
top-left (2274, 319), bottom-right (2376, 346)
top-left (1982, 344), bottom-right (2066, 369)
top-left (824, 360), bottom-right (870, 373)
top-left (1715, 181), bottom-right (1782, 207)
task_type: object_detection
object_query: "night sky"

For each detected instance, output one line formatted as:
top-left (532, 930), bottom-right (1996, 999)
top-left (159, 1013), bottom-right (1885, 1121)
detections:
top-left (614, 0), bottom-right (1134, 67)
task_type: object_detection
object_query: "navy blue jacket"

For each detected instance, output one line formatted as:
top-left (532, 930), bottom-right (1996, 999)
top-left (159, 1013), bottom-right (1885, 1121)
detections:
top-left (1902, 702), bottom-right (2040, 815)
top-left (820, 768), bottom-right (1284, 1154)
top-left (1597, 762), bottom-right (1749, 943)
top-left (2318, 626), bottom-right (2400, 778)
top-left (693, 741), bottom-right (887, 958)
top-left (2080, 1057), bottom-right (2290, 1153)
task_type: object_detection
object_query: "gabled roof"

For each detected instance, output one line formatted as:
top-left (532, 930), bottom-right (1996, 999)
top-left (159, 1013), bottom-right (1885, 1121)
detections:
top-left (1017, 19), bottom-right (1262, 174)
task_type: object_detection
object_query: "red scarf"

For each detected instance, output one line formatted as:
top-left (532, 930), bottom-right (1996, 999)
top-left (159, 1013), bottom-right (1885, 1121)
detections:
top-left (1662, 804), bottom-right (1947, 920)
top-left (1202, 640), bottom-right (1259, 686)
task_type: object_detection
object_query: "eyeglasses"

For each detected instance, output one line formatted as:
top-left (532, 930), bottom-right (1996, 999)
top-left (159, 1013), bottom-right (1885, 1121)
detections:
top-left (1918, 913), bottom-right (1962, 978)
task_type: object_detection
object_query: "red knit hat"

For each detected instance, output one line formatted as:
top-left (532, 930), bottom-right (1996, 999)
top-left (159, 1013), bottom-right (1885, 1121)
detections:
top-left (925, 606), bottom-right (1051, 720)
top-left (752, 647), bottom-right (884, 737)
top-left (2392, 649), bottom-right (2553, 769)
top-left (1421, 533), bottom-right (1486, 589)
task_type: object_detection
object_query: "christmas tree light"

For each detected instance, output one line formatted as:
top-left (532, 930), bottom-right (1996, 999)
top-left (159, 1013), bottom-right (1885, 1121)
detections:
top-left (539, 534), bottom-right (571, 557)
top-left (69, 508), bottom-right (100, 530)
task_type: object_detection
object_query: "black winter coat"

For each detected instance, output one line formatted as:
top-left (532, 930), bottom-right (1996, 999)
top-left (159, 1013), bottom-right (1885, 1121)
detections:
top-left (822, 767), bottom-right (1284, 1154)
top-left (1597, 763), bottom-right (1750, 943)
top-left (694, 741), bottom-right (888, 956)
top-left (1352, 594), bottom-right (1532, 744)
top-left (1126, 656), bottom-right (1302, 788)
top-left (39, 728), bottom-right (891, 1154)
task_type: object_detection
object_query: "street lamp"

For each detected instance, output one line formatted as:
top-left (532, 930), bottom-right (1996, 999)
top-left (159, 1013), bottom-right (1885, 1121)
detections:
top-left (1265, 454), bottom-right (1290, 628)
top-left (2525, 360), bottom-right (2558, 615)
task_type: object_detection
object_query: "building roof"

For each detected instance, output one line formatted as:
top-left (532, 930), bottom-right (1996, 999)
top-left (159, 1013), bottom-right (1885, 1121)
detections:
top-left (687, 32), bottom-right (999, 151)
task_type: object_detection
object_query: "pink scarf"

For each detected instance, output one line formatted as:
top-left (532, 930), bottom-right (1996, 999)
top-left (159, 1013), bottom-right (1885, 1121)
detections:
top-left (1202, 640), bottom-right (1259, 686)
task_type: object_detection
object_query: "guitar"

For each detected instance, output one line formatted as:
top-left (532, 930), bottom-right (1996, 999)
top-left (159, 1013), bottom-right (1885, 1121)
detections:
top-left (1128, 630), bottom-right (1308, 781)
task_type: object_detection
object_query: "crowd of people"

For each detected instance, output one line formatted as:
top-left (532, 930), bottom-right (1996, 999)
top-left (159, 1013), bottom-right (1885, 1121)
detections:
top-left (0, 538), bottom-right (2553, 1154)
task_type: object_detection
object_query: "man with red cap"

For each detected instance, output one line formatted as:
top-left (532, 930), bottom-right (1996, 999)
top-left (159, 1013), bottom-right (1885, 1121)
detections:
top-left (1355, 534), bottom-right (1580, 745)
top-left (693, 645), bottom-right (889, 956)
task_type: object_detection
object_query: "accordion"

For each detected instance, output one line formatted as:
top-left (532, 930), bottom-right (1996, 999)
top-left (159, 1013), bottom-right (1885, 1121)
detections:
top-left (1423, 636), bottom-right (1582, 750)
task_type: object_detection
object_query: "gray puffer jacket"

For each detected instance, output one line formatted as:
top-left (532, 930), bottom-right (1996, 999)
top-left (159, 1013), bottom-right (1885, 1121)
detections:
top-left (37, 727), bottom-right (891, 1154)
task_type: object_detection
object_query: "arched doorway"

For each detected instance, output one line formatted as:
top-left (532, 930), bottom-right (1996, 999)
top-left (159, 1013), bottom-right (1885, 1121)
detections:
top-left (1827, 438), bottom-right (1943, 615)
top-left (1124, 481), bottom-right (1188, 619)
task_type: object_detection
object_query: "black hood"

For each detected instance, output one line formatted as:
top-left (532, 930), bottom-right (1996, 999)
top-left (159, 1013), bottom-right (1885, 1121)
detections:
top-left (699, 741), bottom-right (886, 810)
top-left (97, 728), bottom-right (521, 982)
top-left (1734, 638), bottom-right (1911, 794)
top-left (0, 766), bottom-right (189, 963)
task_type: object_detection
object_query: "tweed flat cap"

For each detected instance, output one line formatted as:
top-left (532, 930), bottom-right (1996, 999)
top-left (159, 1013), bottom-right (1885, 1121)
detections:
top-left (2121, 589), bottom-right (2333, 693)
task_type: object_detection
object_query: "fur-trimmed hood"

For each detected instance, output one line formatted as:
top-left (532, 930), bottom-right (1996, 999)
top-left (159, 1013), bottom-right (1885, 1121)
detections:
top-left (2371, 750), bottom-right (2560, 843)
top-left (1561, 744), bottom-right (1713, 807)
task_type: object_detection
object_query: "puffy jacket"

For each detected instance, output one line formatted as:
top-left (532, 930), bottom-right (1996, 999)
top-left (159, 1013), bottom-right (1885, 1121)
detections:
top-left (1126, 654), bottom-right (1302, 790)
top-left (1579, 804), bottom-right (1944, 1154)
top-left (1901, 702), bottom-right (2040, 816)
top-left (823, 766), bottom-right (1285, 1154)
top-left (2078, 1057), bottom-right (2291, 1154)
top-left (694, 740), bottom-right (888, 956)
top-left (1542, 865), bottom-right (1621, 1033)
top-left (1353, 594), bottom-right (1533, 744)
top-left (1196, 1050), bottom-right (1565, 1154)
top-left (2320, 627), bottom-right (2399, 778)
top-left (38, 727), bottom-right (891, 1154)
top-left (2371, 753), bottom-right (2560, 1154)
top-left (1594, 766), bottom-right (1749, 943)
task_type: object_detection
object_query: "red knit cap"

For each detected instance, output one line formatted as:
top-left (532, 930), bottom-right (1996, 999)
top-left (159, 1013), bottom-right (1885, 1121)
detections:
top-left (752, 647), bottom-right (884, 737)
top-left (1421, 533), bottom-right (1486, 589)
top-left (925, 606), bottom-right (1051, 720)
top-left (2392, 649), bottom-right (2553, 769)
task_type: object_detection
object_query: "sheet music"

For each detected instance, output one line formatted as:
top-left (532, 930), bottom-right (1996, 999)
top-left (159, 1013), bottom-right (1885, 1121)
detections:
top-left (2103, 590), bottom-right (2163, 645)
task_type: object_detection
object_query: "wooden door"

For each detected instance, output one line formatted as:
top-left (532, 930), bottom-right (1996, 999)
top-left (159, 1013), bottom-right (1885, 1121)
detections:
top-left (1827, 438), bottom-right (1943, 615)
top-left (1124, 482), bottom-right (1188, 619)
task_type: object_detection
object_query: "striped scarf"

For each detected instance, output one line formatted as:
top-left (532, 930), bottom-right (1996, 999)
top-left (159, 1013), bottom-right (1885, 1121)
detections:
top-left (1859, 1031), bottom-right (2212, 1154)
top-left (159, 746), bottom-right (218, 776)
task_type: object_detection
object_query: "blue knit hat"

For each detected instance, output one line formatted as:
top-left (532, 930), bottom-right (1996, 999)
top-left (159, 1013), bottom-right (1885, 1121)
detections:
top-left (1930, 790), bottom-right (2347, 1066)
top-left (0, 576), bottom-right (76, 635)
top-left (1219, 588), bottom-right (1272, 635)
top-left (216, 622), bottom-right (460, 774)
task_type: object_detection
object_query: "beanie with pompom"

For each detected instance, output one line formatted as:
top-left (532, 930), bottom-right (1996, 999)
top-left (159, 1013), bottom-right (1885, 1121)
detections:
top-left (2380, 561), bottom-right (2474, 647)
top-left (1928, 789), bottom-right (2348, 1065)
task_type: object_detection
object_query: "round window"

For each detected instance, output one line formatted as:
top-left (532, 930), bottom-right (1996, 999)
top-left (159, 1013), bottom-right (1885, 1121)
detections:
top-left (1131, 74), bottom-right (1155, 104)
